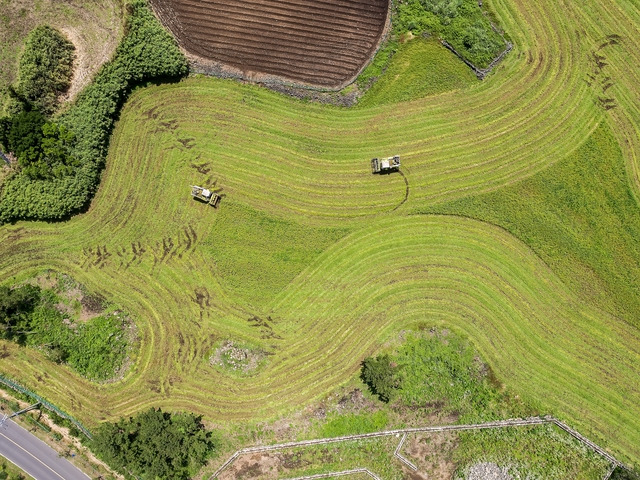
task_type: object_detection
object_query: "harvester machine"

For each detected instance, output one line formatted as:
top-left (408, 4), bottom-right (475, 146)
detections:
top-left (371, 155), bottom-right (400, 174)
top-left (191, 185), bottom-right (221, 208)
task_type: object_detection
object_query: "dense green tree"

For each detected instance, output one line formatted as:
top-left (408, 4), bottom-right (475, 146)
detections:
top-left (16, 25), bottom-right (75, 114)
top-left (0, 110), bottom-right (45, 159)
top-left (0, 284), bottom-right (41, 343)
top-left (360, 354), bottom-right (402, 402)
top-left (611, 467), bottom-right (640, 480)
top-left (0, 111), bottom-right (77, 179)
top-left (92, 408), bottom-right (216, 480)
top-left (20, 122), bottom-right (77, 179)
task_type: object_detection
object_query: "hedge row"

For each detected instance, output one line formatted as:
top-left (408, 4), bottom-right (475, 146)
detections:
top-left (0, 0), bottom-right (187, 224)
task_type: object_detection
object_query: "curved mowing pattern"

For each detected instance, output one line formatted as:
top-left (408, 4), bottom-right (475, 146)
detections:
top-left (150, 0), bottom-right (388, 87)
top-left (1, 0), bottom-right (640, 468)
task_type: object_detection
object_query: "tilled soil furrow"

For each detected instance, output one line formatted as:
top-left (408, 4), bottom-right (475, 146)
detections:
top-left (175, 9), bottom-right (379, 47)
top-left (182, 32), bottom-right (367, 69)
top-left (151, 0), bottom-right (388, 86)
top-left (178, 17), bottom-right (375, 53)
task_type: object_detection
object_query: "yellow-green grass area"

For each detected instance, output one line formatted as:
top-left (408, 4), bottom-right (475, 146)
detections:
top-left (357, 38), bottom-right (478, 107)
top-left (0, 457), bottom-right (32, 480)
top-left (1, 0), bottom-right (640, 471)
top-left (422, 123), bottom-right (640, 324)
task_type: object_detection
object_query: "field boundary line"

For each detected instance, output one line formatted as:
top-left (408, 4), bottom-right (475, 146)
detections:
top-left (602, 464), bottom-right (616, 480)
top-left (0, 374), bottom-right (92, 439)
top-left (282, 468), bottom-right (381, 480)
top-left (209, 416), bottom-right (629, 479)
top-left (393, 432), bottom-right (417, 471)
top-left (548, 417), bottom-right (621, 467)
top-left (441, 40), bottom-right (513, 80)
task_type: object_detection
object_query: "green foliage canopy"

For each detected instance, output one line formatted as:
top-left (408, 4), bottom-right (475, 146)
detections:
top-left (16, 25), bottom-right (75, 114)
top-left (0, 284), bottom-right (41, 343)
top-left (0, 111), bottom-right (77, 179)
top-left (92, 408), bottom-right (216, 480)
top-left (394, 0), bottom-right (506, 68)
top-left (360, 354), bottom-right (401, 402)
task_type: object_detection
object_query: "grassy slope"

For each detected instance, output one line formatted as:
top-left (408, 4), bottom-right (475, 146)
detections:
top-left (0, 0), bottom-right (639, 470)
top-left (358, 38), bottom-right (477, 107)
top-left (421, 123), bottom-right (640, 323)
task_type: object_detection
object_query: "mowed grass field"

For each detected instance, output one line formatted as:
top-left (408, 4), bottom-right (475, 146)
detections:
top-left (1, 0), bottom-right (640, 469)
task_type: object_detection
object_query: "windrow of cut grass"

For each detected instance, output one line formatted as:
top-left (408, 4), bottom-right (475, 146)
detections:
top-left (422, 123), bottom-right (640, 325)
top-left (1, 212), bottom-right (639, 463)
top-left (0, 0), bottom-right (640, 471)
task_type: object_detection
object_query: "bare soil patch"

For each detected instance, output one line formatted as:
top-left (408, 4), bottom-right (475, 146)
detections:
top-left (463, 462), bottom-right (512, 480)
top-left (150, 0), bottom-right (389, 88)
top-left (405, 432), bottom-right (459, 480)
top-left (33, 271), bottom-right (105, 323)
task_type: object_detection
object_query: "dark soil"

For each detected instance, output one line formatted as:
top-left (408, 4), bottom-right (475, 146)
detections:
top-left (150, 0), bottom-right (389, 87)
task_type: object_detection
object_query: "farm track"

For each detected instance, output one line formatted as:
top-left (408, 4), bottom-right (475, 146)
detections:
top-left (1, 0), bottom-right (640, 469)
top-left (150, 0), bottom-right (388, 86)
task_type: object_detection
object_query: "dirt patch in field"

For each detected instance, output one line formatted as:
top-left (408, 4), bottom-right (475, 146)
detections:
top-left (405, 432), bottom-right (459, 480)
top-left (34, 271), bottom-right (105, 323)
top-left (210, 340), bottom-right (266, 375)
top-left (218, 448), bottom-right (336, 480)
top-left (150, 0), bottom-right (390, 88)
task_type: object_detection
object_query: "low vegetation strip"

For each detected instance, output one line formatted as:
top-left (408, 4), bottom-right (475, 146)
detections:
top-left (211, 416), bottom-right (624, 479)
top-left (0, 374), bottom-right (91, 438)
top-left (283, 469), bottom-right (381, 480)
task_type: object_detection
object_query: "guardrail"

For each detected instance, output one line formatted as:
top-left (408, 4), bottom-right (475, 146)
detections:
top-left (0, 374), bottom-right (92, 439)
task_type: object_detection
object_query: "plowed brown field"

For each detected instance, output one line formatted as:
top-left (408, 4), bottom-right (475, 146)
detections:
top-left (150, 0), bottom-right (389, 87)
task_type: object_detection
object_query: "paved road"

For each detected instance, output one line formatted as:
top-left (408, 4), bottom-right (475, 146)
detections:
top-left (0, 418), bottom-right (89, 480)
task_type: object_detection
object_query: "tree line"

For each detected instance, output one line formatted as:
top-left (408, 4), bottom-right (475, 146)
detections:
top-left (0, 0), bottom-right (188, 224)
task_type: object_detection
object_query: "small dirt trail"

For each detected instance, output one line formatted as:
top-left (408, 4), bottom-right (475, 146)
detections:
top-left (391, 170), bottom-right (410, 212)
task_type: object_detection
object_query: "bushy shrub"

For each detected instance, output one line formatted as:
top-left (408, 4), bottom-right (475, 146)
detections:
top-left (394, 0), bottom-right (506, 68)
top-left (92, 408), bottom-right (216, 480)
top-left (0, 284), bottom-right (42, 343)
top-left (0, 0), bottom-right (188, 224)
top-left (0, 112), bottom-right (77, 180)
top-left (360, 354), bottom-right (402, 402)
top-left (0, 281), bottom-right (130, 381)
top-left (16, 25), bottom-right (75, 114)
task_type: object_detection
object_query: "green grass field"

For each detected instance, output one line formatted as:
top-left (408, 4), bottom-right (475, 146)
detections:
top-left (1, 0), bottom-right (640, 472)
